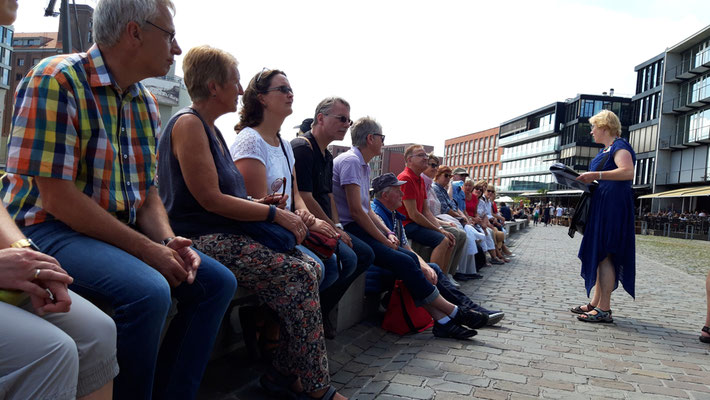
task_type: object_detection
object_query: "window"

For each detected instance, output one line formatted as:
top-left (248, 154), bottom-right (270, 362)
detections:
top-left (15, 73), bottom-right (21, 81)
top-left (17, 58), bottom-right (23, 66)
top-left (32, 58), bottom-right (40, 65)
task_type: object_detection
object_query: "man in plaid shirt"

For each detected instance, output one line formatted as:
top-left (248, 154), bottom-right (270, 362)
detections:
top-left (0, 0), bottom-right (236, 398)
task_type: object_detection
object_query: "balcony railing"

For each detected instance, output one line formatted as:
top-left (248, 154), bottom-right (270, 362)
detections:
top-left (499, 125), bottom-right (555, 147)
top-left (662, 82), bottom-right (710, 114)
top-left (655, 167), bottom-right (709, 185)
top-left (666, 48), bottom-right (710, 82)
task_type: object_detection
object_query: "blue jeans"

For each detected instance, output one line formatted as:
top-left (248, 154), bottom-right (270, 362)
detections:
top-left (296, 245), bottom-right (327, 286)
top-left (319, 235), bottom-right (374, 314)
top-left (23, 221), bottom-right (237, 400)
top-left (404, 223), bottom-right (445, 247)
top-left (345, 223), bottom-right (438, 306)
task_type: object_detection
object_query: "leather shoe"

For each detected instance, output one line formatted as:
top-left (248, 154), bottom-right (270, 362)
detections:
top-left (454, 308), bottom-right (488, 329)
top-left (486, 311), bottom-right (505, 326)
top-left (432, 320), bottom-right (477, 339)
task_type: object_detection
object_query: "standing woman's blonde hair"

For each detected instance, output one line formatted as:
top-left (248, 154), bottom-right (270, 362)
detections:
top-left (589, 110), bottom-right (622, 137)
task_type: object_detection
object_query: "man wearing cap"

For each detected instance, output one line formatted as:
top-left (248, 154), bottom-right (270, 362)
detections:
top-left (333, 119), bottom-right (485, 339)
top-left (449, 168), bottom-right (469, 212)
top-left (291, 97), bottom-right (374, 338)
top-left (396, 145), bottom-right (455, 274)
top-left (372, 173), bottom-right (505, 327)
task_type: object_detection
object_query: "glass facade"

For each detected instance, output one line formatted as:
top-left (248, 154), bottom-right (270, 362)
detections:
top-left (499, 174), bottom-right (555, 192)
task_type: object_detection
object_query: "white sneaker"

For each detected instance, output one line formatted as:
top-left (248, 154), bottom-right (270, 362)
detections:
top-left (447, 274), bottom-right (461, 288)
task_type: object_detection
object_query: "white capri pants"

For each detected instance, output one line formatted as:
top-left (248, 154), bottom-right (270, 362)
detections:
top-left (0, 290), bottom-right (119, 399)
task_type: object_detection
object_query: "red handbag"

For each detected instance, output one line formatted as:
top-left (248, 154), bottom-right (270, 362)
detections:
top-left (382, 280), bottom-right (434, 335)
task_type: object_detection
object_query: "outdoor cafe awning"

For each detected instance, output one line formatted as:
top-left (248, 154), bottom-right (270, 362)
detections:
top-left (519, 192), bottom-right (541, 197)
top-left (546, 190), bottom-right (584, 196)
top-left (637, 185), bottom-right (710, 199)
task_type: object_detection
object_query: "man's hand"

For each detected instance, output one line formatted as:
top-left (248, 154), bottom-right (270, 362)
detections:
top-left (166, 237), bottom-right (200, 284)
top-left (30, 280), bottom-right (72, 315)
top-left (256, 193), bottom-right (289, 209)
top-left (335, 227), bottom-right (352, 247)
top-left (420, 263), bottom-right (438, 285)
top-left (0, 248), bottom-right (73, 296)
top-left (441, 229), bottom-right (455, 247)
top-left (137, 241), bottom-right (189, 287)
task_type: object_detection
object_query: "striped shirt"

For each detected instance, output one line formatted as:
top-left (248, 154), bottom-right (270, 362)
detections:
top-left (1, 44), bottom-right (160, 226)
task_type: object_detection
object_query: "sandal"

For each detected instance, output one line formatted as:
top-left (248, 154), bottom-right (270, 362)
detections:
top-left (570, 303), bottom-right (595, 315)
top-left (297, 385), bottom-right (337, 400)
top-left (700, 326), bottom-right (710, 344)
top-left (577, 307), bottom-right (613, 323)
top-left (259, 365), bottom-right (300, 400)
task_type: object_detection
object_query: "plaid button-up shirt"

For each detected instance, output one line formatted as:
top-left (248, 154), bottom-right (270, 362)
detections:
top-left (1, 45), bottom-right (160, 226)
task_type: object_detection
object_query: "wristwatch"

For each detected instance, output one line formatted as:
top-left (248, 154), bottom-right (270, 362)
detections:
top-left (161, 237), bottom-right (175, 246)
top-left (335, 223), bottom-right (343, 229)
top-left (10, 238), bottom-right (40, 252)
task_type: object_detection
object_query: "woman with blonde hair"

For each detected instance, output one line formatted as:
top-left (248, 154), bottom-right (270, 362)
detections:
top-left (571, 110), bottom-right (635, 323)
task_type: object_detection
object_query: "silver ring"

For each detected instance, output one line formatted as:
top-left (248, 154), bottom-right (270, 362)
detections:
top-left (34, 268), bottom-right (41, 279)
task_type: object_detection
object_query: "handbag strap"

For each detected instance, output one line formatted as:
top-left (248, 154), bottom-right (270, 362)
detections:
top-left (278, 134), bottom-right (296, 212)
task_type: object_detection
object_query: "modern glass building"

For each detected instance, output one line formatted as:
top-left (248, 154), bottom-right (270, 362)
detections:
top-left (498, 94), bottom-right (632, 195)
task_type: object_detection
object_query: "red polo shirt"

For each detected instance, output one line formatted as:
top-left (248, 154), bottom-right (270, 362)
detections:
top-left (397, 167), bottom-right (427, 227)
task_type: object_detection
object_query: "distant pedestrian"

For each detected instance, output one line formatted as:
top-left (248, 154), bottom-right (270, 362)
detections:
top-left (533, 206), bottom-right (540, 226)
top-left (701, 270), bottom-right (710, 343)
top-left (570, 110), bottom-right (636, 323)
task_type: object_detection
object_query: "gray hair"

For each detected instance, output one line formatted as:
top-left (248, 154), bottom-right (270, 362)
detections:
top-left (374, 186), bottom-right (396, 200)
top-left (351, 117), bottom-right (382, 148)
top-left (94, 0), bottom-right (175, 47)
top-left (312, 97), bottom-right (350, 128)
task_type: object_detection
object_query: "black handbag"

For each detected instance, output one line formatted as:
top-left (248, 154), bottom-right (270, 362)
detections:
top-left (568, 151), bottom-right (611, 238)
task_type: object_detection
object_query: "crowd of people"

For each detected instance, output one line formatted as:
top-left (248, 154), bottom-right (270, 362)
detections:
top-left (0, 1), bottom-right (708, 400)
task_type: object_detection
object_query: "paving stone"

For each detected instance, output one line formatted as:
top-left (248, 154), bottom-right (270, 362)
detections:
top-left (359, 380), bottom-right (387, 394)
top-left (428, 380), bottom-right (472, 395)
top-left (587, 378), bottom-right (635, 392)
top-left (382, 383), bottom-right (435, 399)
top-left (541, 371), bottom-right (588, 384)
top-left (391, 373), bottom-right (425, 386)
top-left (484, 370), bottom-right (527, 384)
top-left (638, 383), bottom-right (691, 398)
top-left (472, 387), bottom-right (510, 400)
top-left (572, 367), bottom-right (618, 379)
top-left (529, 378), bottom-right (575, 391)
top-left (492, 380), bottom-right (539, 396)
top-left (331, 370), bottom-right (355, 384)
top-left (416, 351), bottom-right (455, 363)
top-left (627, 367), bottom-right (672, 380)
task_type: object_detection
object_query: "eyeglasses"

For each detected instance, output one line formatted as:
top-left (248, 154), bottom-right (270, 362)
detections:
top-left (270, 177), bottom-right (287, 197)
top-left (473, 187), bottom-right (482, 191)
top-left (429, 163), bottom-right (439, 169)
top-left (487, 189), bottom-right (495, 193)
top-left (145, 20), bottom-right (176, 43)
top-left (371, 133), bottom-right (385, 142)
top-left (264, 85), bottom-right (293, 95)
top-left (412, 153), bottom-right (428, 158)
top-left (324, 114), bottom-right (353, 126)
top-left (443, 173), bottom-right (451, 178)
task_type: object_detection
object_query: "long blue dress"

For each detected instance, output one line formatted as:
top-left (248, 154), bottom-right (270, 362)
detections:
top-left (578, 138), bottom-right (637, 298)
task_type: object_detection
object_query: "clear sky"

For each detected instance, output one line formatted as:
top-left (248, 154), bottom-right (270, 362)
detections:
top-left (12, 0), bottom-right (710, 154)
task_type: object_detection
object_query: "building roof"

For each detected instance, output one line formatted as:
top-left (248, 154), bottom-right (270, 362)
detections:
top-left (667, 24), bottom-right (710, 54)
top-left (13, 32), bottom-right (60, 49)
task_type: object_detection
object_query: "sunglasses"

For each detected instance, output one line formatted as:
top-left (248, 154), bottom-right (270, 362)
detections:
top-left (264, 85), bottom-right (293, 95)
top-left (270, 177), bottom-right (287, 197)
top-left (371, 133), bottom-right (385, 142)
top-left (443, 173), bottom-right (451, 178)
top-left (487, 189), bottom-right (495, 193)
top-left (324, 114), bottom-right (353, 126)
top-left (429, 163), bottom-right (439, 169)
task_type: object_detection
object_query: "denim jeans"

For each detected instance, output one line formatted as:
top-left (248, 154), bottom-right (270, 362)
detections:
top-left (319, 235), bottom-right (374, 315)
top-left (296, 245), bottom-right (327, 286)
top-left (345, 223), bottom-right (438, 306)
top-left (22, 220), bottom-right (237, 400)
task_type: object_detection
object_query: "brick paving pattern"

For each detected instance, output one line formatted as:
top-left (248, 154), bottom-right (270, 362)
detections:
top-left (199, 225), bottom-right (710, 399)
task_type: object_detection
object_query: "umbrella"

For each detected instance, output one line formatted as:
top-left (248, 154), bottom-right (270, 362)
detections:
top-left (496, 196), bottom-right (514, 203)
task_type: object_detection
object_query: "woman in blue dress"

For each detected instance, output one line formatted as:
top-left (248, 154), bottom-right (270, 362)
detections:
top-left (571, 110), bottom-right (636, 323)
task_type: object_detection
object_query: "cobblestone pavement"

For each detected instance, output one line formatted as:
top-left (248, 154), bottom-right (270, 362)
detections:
top-left (198, 225), bottom-right (710, 399)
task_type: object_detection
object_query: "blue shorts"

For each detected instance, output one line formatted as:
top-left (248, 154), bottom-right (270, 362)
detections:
top-left (404, 223), bottom-right (445, 247)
